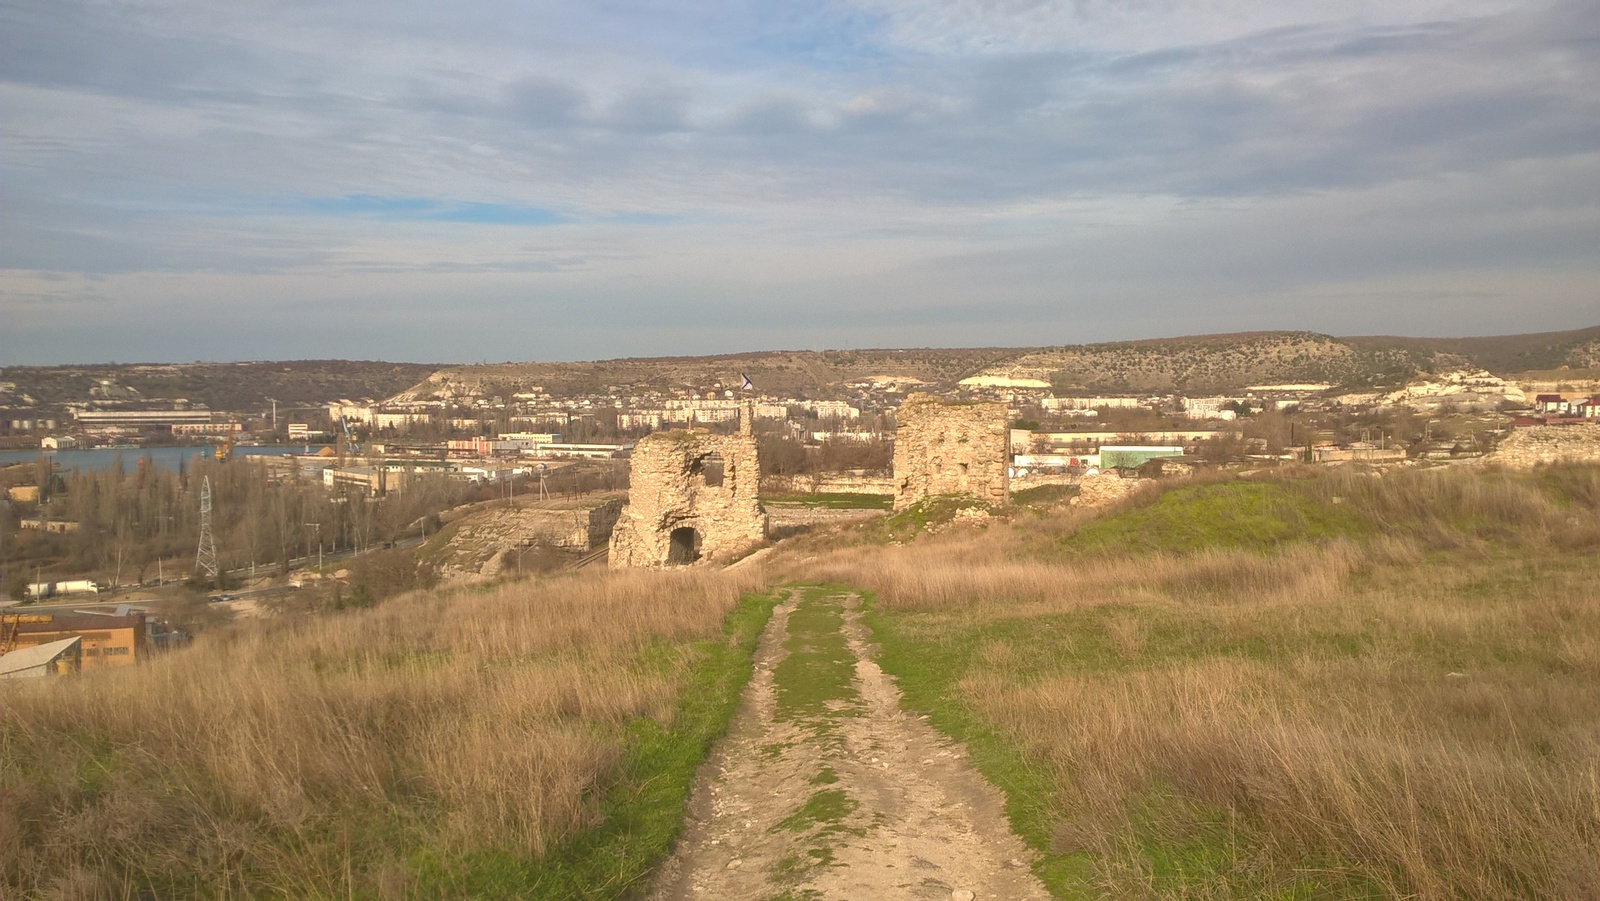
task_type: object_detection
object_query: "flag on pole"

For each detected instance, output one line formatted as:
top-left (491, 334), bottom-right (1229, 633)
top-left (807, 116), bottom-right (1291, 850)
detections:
top-left (740, 373), bottom-right (755, 391)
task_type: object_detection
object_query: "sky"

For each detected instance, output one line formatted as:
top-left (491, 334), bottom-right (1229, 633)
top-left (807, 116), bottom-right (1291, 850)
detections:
top-left (2, 0), bottom-right (1597, 365)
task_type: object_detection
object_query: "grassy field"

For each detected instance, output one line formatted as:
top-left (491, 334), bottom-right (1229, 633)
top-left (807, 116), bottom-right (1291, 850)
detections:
top-left (799, 464), bottom-right (1600, 899)
top-left (8, 462), bottom-right (1600, 899)
top-left (2, 566), bottom-right (774, 899)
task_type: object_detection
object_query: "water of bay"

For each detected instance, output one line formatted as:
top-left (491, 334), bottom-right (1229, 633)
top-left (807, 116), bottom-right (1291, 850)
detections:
top-left (0, 445), bottom-right (331, 472)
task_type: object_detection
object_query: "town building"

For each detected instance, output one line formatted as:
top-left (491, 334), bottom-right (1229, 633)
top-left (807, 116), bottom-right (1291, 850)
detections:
top-left (0, 637), bottom-right (82, 679)
top-left (20, 520), bottom-right (81, 535)
top-left (2, 611), bottom-right (147, 670)
top-left (1042, 397), bottom-right (1144, 412)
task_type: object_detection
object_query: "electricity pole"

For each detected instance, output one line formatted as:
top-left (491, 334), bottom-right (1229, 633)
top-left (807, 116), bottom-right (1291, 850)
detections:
top-left (195, 476), bottom-right (219, 583)
top-left (304, 522), bottom-right (322, 569)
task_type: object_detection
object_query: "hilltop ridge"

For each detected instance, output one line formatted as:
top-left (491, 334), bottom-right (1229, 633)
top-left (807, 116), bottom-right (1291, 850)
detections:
top-left (5, 326), bottom-right (1596, 412)
top-left (390, 325), bottom-right (1600, 400)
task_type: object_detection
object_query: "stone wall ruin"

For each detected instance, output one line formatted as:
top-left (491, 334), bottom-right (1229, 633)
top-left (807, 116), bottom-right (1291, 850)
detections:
top-left (610, 411), bottom-right (768, 567)
top-left (431, 497), bottom-right (623, 584)
top-left (892, 394), bottom-right (1010, 511)
top-left (1481, 423), bottom-right (1600, 468)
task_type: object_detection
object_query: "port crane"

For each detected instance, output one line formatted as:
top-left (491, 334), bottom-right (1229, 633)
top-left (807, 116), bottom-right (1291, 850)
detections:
top-left (331, 413), bottom-right (365, 466)
top-left (215, 422), bottom-right (236, 462)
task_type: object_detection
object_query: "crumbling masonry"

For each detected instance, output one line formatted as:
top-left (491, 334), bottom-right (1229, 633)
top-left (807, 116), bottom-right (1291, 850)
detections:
top-left (610, 409), bottom-right (768, 567)
top-left (1481, 424), bottom-right (1600, 468)
top-left (892, 393), bottom-right (1010, 511)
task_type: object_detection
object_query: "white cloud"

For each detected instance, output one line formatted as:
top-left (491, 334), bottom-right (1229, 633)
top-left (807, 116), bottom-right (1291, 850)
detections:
top-left (1, 0), bottom-right (1597, 363)
top-left (850, 0), bottom-right (1528, 54)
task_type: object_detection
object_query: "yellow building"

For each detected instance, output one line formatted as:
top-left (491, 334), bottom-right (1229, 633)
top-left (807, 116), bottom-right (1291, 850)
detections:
top-left (6, 485), bottom-right (40, 503)
top-left (2, 611), bottom-right (147, 670)
top-left (0, 637), bottom-right (82, 678)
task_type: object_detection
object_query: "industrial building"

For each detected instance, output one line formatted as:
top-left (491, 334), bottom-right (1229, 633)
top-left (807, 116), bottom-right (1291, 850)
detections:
top-left (1, 610), bottom-right (147, 671)
top-left (20, 520), bottom-right (82, 535)
top-left (0, 637), bottom-right (82, 679)
top-left (1097, 446), bottom-right (1188, 470)
top-left (74, 409), bottom-right (214, 429)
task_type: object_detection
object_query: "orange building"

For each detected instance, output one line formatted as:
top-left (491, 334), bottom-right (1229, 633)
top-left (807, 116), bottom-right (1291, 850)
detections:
top-left (2, 611), bottom-right (147, 670)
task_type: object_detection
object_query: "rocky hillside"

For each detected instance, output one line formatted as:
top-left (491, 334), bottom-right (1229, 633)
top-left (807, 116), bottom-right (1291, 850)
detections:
top-left (24, 326), bottom-right (1567, 408)
top-left (387, 348), bottom-right (1023, 402)
top-left (990, 332), bottom-right (1415, 394)
top-left (976, 326), bottom-right (1600, 394)
top-left (1345, 325), bottom-right (1600, 374)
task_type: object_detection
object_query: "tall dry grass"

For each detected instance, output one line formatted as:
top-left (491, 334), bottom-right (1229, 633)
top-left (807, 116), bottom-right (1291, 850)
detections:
top-left (1308, 463), bottom-right (1600, 551)
top-left (813, 464), bottom-right (1600, 898)
top-left (1, 564), bottom-right (767, 899)
top-left (798, 532), bottom-right (1365, 614)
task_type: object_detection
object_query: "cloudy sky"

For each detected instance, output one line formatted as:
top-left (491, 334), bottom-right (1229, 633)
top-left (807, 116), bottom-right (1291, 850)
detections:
top-left (2, 0), bottom-right (1597, 364)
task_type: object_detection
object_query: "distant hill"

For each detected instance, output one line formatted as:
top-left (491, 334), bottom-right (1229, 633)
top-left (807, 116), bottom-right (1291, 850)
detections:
top-left (987, 332), bottom-right (1407, 394)
top-left (974, 326), bottom-right (1600, 394)
top-left (1, 361), bottom-right (440, 412)
top-left (390, 325), bottom-right (1600, 400)
top-left (1343, 325), bottom-right (1600, 375)
top-left (388, 348), bottom-right (1023, 401)
top-left (8, 326), bottom-right (1598, 408)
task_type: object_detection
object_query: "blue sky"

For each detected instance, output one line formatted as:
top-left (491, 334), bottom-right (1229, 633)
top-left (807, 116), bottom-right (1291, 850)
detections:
top-left (1, 0), bottom-right (1596, 364)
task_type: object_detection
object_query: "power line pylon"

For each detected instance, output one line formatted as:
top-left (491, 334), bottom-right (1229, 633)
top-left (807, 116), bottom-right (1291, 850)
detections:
top-left (195, 476), bottom-right (219, 583)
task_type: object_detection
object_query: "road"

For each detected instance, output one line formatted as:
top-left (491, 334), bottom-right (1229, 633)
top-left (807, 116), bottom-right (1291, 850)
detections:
top-left (651, 587), bottom-right (1047, 900)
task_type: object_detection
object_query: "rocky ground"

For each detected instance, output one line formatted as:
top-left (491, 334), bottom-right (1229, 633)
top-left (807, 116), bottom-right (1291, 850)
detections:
top-left (650, 588), bottom-right (1048, 901)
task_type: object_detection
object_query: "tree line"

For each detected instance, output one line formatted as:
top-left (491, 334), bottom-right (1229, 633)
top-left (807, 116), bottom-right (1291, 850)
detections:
top-left (2, 455), bottom-right (475, 597)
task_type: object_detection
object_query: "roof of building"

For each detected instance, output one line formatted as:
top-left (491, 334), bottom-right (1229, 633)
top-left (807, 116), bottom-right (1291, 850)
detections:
top-left (0, 636), bottom-right (81, 676)
top-left (12, 612), bottom-right (145, 633)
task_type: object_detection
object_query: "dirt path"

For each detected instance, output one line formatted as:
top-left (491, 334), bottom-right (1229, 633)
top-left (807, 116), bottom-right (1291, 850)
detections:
top-left (651, 588), bottom-right (1049, 901)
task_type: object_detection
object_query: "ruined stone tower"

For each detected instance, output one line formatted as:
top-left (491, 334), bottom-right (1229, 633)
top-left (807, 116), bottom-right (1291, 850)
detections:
top-left (892, 393), bottom-right (1010, 511)
top-left (609, 405), bottom-right (768, 567)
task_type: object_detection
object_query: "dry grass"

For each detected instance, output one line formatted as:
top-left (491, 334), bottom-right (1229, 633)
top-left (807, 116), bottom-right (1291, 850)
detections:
top-left (816, 464), bottom-right (1600, 898)
top-left (797, 534), bottom-right (1362, 615)
top-left (1, 565), bottom-right (767, 899)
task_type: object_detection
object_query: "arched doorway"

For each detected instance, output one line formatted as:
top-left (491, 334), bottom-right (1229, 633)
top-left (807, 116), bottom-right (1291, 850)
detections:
top-left (667, 526), bottom-right (700, 565)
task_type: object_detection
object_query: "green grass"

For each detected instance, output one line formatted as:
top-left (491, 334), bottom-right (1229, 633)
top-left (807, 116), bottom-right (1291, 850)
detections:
top-left (766, 588), bottom-right (868, 894)
top-left (411, 590), bottom-right (779, 900)
top-left (771, 588), bottom-right (861, 731)
top-left (1011, 484), bottom-right (1076, 507)
top-left (775, 789), bottom-right (860, 835)
top-left (867, 495), bottom-right (990, 543)
top-left (1068, 480), bottom-right (1373, 554)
